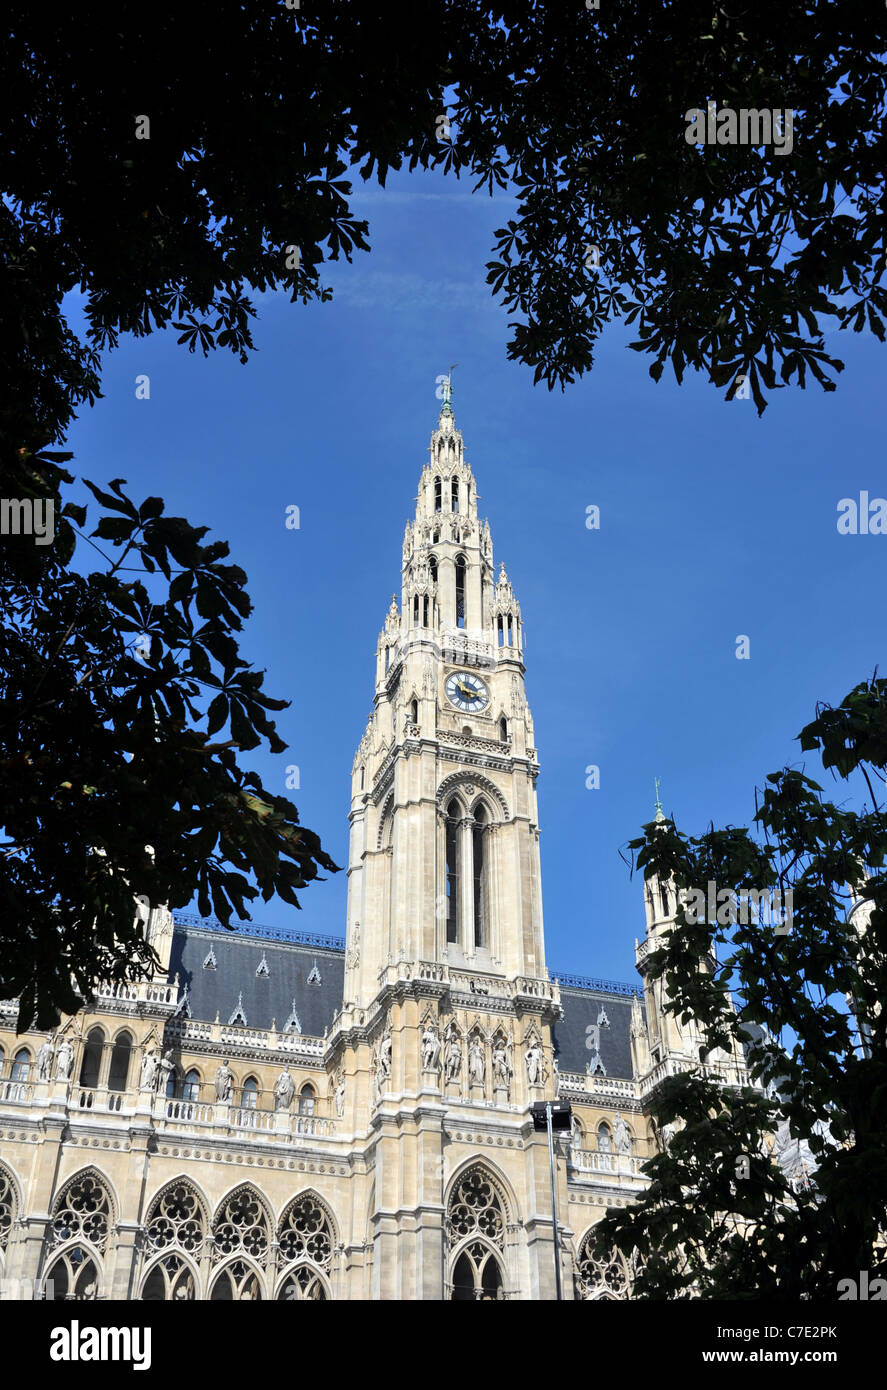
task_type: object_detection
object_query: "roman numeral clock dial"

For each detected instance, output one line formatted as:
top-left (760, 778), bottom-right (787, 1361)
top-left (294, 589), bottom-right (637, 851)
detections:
top-left (445, 671), bottom-right (490, 713)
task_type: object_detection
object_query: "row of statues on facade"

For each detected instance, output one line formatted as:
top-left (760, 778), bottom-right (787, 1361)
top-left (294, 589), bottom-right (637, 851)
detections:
top-left (418, 1021), bottom-right (545, 1088)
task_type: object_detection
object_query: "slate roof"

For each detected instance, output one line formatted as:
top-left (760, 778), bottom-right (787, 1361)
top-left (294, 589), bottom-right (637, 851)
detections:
top-left (169, 919), bottom-right (643, 1080)
top-left (168, 923), bottom-right (344, 1037)
top-left (552, 986), bottom-right (639, 1078)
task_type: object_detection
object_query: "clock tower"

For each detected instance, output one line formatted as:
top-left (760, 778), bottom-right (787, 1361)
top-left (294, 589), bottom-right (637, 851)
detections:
top-left (343, 395), bottom-right (547, 1009)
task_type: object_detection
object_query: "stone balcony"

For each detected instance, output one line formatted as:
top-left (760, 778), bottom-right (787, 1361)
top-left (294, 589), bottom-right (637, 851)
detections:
top-left (0, 1074), bottom-right (338, 1145)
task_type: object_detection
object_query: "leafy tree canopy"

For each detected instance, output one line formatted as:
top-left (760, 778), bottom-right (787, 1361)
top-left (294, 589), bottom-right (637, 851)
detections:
top-left (597, 676), bottom-right (887, 1299)
top-left (0, 470), bottom-right (339, 1030)
top-left (2, 0), bottom-right (885, 444)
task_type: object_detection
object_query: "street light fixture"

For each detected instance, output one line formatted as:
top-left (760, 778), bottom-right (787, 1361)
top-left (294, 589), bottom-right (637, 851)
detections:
top-left (531, 1099), bottom-right (572, 1300)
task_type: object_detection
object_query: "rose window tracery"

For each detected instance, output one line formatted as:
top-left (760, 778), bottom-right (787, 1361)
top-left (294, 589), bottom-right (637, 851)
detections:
top-left (0, 1167), bottom-right (15, 1254)
top-left (145, 1183), bottom-right (205, 1253)
top-left (575, 1235), bottom-right (632, 1300)
top-left (278, 1195), bottom-right (332, 1270)
top-left (446, 1169), bottom-right (505, 1248)
top-left (50, 1173), bottom-right (112, 1253)
top-left (212, 1187), bottom-right (269, 1265)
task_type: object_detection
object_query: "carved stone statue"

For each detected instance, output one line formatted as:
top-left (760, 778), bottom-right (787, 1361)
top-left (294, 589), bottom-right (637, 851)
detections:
top-left (614, 1112), bottom-right (632, 1156)
top-left (334, 1075), bottom-right (346, 1118)
top-left (444, 1032), bottom-right (462, 1084)
top-left (36, 1036), bottom-right (55, 1082)
top-left (525, 1040), bottom-right (544, 1087)
top-left (215, 1060), bottom-right (234, 1103)
top-left (275, 1066), bottom-right (295, 1111)
top-left (158, 1048), bottom-right (175, 1097)
top-left (421, 1022), bottom-right (441, 1072)
top-left (376, 1033), bottom-right (392, 1089)
top-left (468, 1038), bottom-right (486, 1087)
top-left (492, 1041), bottom-right (511, 1087)
top-left (140, 1046), bottom-right (159, 1092)
top-left (55, 1038), bottom-right (74, 1081)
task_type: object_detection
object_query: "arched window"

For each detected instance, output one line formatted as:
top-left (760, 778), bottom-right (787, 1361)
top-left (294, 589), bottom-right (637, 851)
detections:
top-left (0, 1165), bottom-right (18, 1259)
top-left (497, 615), bottom-right (504, 647)
top-left (183, 1069), bottom-right (201, 1103)
top-left (79, 1028), bottom-right (104, 1089)
top-left (451, 478), bottom-right (459, 513)
top-left (44, 1246), bottom-right (101, 1301)
top-left (210, 1261), bottom-right (262, 1301)
top-left (659, 881), bottom-right (670, 917)
top-left (445, 801), bottom-right (460, 945)
top-left (447, 1167), bottom-right (506, 1301)
top-left (212, 1187), bottom-right (269, 1272)
top-left (410, 699), bottom-right (418, 725)
top-left (142, 1181), bottom-right (205, 1301)
top-left (423, 594), bottom-right (429, 626)
top-left (413, 594), bottom-right (419, 627)
top-left (473, 805), bottom-right (487, 950)
top-left (384, 645), bottom-right (390, 672)
top-left (455, 557), bottom-right (466, 629)
top-left (277, 1193), bottom-right (333, 1300)
top-left (165, 1066), bottom-right (178, 1099)
top-left (45, 1170), bottom-right (113, 1298)
top-left (499, 717), bottom-right (508, 742)
top-left (298, 1084), bottom-right (315, 1117)
top-left (575, 1236), bottom-right (633, 1300)
top-left (597, 1123), bottom-right (612, 1154)
top-left (360, 765), bottom-right (365, 790)
top-left (142, 1255), bottom-right (195, 1301)
top-left (241, 1076), bottom-right (259, 1110)
top-left (434, 477), bottom-right (442, 513)
top-left (429, 555), bottom-right (438, 584)
top-left (507, 615), bottom-right (513, 645)
top-left (11, 1048), bottom-right (31, 1082)
top-left (107, 1032), bottom-right (132, 1093)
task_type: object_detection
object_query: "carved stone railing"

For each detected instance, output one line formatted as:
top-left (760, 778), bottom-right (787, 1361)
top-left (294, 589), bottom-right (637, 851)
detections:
top-left (230, 1106), bottom-right (276, 1132)
top-left (587, 1076), bottom-right (638, 1100)
top-left (440, 732), bottom-right (511, 755)
top-left (0, 1080), bottom-right (32, 1105)
top-left (570, 1149), bottom-right (643, 1177)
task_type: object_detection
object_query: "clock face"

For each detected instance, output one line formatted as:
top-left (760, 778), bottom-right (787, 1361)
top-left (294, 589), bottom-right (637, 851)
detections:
top-left (445, 670), bottom-right (490, 713)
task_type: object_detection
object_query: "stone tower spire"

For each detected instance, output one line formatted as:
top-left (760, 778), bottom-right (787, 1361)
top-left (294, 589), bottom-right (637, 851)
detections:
top-left (342, 402), bottom-right (545, 1008)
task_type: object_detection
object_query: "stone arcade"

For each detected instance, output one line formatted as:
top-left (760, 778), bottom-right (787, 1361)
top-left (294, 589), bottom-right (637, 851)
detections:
top-left (0, 399), bottom-right (748, 1300)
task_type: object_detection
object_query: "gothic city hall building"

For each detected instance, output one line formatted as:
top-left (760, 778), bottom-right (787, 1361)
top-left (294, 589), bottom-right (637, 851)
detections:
top-left (0, 401), bottom-right (747, 1301)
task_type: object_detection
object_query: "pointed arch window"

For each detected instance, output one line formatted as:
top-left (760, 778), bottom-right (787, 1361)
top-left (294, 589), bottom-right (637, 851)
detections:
top-left (413, 595), bottom-right (419, 627)
top-left (107, 1032), bottom-right (132, 1092)
top-left (507, 615), bottom-right (513, 645)
top-left (455, 557), bottom-right (466, 629)
top-left (11, 1048), bottom-right (31, 1083)
top-left (499, 717), bottom-right (508, 742)
top-left (241, 1076), bottom-right (259, 1110)
top-left (429, 555), bottom-right (438, 584)
top-left (410, 699), bottom-right (418, 725)
top-left (298, 1084), bottom-right (316, 1117)
top-left (496, 616), bottom-right (504, 647)
top-left (183, 1069), bottom-right (201, 1103)
top-left (434, 477), bottom-right (442, 513)
top-left (659, 881), bottom-right (670, 917)
top-left (79, 1028), bottom-right (104, 1089)
top-left (451, 478), bottom-right (459, 513)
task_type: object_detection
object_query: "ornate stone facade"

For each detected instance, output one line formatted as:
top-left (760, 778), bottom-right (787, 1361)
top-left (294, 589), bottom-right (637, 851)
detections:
top-left (0, 402), bottom-right (746, 1300)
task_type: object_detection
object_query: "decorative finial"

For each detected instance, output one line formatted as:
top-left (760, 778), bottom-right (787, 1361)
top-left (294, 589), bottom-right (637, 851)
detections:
top-left (654, 777), bottom-right (663, 817)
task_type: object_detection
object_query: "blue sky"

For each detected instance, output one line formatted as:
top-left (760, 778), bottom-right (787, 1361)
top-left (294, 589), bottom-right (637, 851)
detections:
top-left (63, 165), bottom-right (884, 987)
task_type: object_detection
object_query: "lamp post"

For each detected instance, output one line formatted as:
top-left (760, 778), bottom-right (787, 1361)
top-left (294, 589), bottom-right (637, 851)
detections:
top-left (531, 1099), bottom-right (572, 1300)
